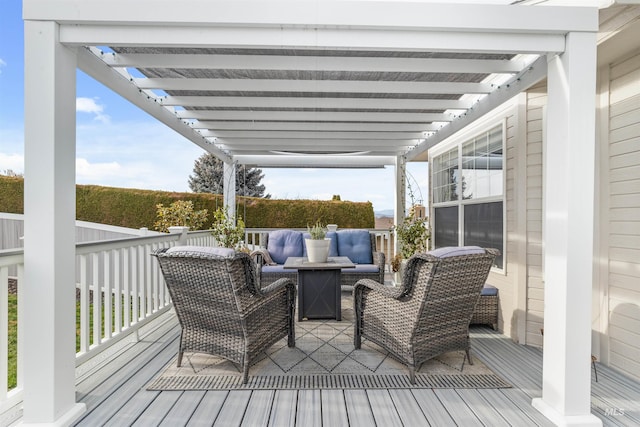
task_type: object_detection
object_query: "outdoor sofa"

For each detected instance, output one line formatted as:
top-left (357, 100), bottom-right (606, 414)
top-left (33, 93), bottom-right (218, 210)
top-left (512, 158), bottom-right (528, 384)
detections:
top-left (253, 229), bottom-right (385, 291)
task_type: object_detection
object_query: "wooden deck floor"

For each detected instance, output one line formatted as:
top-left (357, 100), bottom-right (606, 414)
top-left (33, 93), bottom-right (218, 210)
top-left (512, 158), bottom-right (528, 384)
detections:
top-left (72, 311), bottom-right (640, 427)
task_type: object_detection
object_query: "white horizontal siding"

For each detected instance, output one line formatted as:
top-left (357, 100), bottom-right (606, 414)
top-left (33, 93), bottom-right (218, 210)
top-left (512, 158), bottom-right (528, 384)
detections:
top-left (607, 50), bottom-right (640, 380)
top-left (525, 84), bottom-right (546, 347)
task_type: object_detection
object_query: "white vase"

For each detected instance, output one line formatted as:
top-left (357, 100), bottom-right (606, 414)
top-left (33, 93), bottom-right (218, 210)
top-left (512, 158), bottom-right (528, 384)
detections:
top-left (305, 238), bottom-right (330, 263)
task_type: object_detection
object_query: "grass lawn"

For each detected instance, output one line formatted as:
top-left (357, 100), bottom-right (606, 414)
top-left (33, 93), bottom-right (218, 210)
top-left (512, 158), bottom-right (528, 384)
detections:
top-left (7, 294), bottom-right (17, 390)
top-left (7, 292), bottom-right (135, 391)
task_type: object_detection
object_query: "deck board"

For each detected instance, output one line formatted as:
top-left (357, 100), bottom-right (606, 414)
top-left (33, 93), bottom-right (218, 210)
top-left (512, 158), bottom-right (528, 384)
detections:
top-left (215, 390), bottom-right (252, 426)
top-left (186, 392), bottom-right (228, 426)
top-left (240, 390), bottom-right (275, 427)
top-left (411, 389), bottom-right (457, 426)
top-left (131, 391), bottom-right (182, 426)
top-left (387, 389), bottom-right (430, 426)
top-left (295, 390), bottom-right (321, 427)
top-left (455, 389), bottom-right (512, 427)
top-left (320, 390), bottom-right (349, 426)
top-left (268, 390), bottom-right (297, 427)
top-left (72, 315), bottom-right (640, 427)
top-left (434, 389), bottom-right (484, 426)
top-left (343, 390), bottom-right (376, 427)
top-left (159, 391), bottom-right (206, 427)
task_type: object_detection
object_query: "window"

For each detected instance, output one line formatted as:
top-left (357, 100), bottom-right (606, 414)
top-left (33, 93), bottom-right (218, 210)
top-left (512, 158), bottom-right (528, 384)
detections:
top-left (432, 124), bottom-right (505, 270)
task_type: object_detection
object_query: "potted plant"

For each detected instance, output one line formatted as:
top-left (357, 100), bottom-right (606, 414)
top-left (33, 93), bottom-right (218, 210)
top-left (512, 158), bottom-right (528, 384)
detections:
top-left (211, 206), bottom-right (246, 249)
top-left (392, 206), bottom-right (430, 282)
top-left (305, 221), bottom-right (330, 263)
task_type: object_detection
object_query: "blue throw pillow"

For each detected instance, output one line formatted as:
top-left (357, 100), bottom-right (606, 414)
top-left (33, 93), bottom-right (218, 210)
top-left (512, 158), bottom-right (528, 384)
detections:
top-left (336, 230), bottom-right (373, 264)
top-left (267, 230), bottom-right (304, 264)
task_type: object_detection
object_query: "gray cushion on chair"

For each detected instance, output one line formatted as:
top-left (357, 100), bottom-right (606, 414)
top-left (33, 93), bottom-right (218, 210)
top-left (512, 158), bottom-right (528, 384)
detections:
top-left (166, 246), bottom-right (236, 257)
top-left (428, 246), bottom-right (484, 258)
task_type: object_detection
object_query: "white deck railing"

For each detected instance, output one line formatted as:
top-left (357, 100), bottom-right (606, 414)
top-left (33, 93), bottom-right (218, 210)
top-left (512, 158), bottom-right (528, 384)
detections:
top-left (0, 227), bottom-right (390, 419)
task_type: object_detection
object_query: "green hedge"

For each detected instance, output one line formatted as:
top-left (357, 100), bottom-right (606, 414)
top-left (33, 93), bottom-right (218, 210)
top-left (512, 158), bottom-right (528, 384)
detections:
top-left (0, 176), bottom-right (374, 229)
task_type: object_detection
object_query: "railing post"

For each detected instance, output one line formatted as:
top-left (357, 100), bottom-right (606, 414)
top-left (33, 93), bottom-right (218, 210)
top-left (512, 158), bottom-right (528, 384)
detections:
top-left (168, 226), bottom-right (189, 245)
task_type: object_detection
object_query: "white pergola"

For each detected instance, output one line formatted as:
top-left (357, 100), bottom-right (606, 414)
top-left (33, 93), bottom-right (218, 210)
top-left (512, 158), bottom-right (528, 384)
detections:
top-left (22, 1), bottom-right (599, 425)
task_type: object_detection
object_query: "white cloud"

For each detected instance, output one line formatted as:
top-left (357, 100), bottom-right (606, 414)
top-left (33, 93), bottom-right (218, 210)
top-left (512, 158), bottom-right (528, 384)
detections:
top-left (0, 153), bottom-right (24, 174)
top-left (75, 158), bottom-right (122, 180)
top-left (0, 58), bottom-right (6, 73)
top-left (76, 97), bottom-right (111, 124)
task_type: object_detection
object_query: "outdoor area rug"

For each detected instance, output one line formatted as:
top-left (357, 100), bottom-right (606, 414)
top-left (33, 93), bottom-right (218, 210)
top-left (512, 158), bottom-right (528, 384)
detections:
top-left (148, 294), bottom-right (511, 391)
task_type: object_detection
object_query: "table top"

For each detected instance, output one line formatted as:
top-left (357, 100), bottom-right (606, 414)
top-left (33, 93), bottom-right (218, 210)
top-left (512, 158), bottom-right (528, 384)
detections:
top-left (283, 256), bottom-right (355, 270)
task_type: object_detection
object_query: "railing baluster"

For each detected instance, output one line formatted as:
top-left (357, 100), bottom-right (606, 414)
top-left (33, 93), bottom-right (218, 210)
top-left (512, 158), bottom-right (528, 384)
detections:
top-left (79, 254), bottom-right (90, 353)
top-left (137, 245), bottom-right (146, 319)
top-left (103, 250), bottom-right (112, 340)
top-left (131, 247), bottom-right (139, 323)
top-left (92, 252), bottom-right (102, 347)
top-left (123, 247), bottom-right (131, 330)
top-left (113, 249), bottom-right (122, 335)
top-left (144, 244), bottom-right (152, 316)
top-left (16, 264), bottom-right (24, 391)
top-left (1, 267), bottom-right (8, 398)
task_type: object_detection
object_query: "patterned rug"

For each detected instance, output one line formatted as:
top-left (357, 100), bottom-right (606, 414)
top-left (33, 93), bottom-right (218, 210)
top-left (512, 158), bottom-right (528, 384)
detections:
top-left (148, 294), bottom-right (510, 390)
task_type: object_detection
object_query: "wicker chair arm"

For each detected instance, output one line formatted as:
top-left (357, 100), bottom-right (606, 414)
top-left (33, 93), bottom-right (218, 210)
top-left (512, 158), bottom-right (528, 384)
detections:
top-left (353, 278), bottom-right (404, 300)
top-left (260, 277), bottom-right (295, 295)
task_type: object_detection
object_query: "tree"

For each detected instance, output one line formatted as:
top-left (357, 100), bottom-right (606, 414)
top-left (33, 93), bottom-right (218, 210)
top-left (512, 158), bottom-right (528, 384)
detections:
top-left (188, 153), bottom-right (270, 198)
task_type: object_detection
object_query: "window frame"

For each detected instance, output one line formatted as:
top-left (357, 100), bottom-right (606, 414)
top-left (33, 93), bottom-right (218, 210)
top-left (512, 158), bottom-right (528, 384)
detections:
top-left (430, 120), bottom-right (507, 273)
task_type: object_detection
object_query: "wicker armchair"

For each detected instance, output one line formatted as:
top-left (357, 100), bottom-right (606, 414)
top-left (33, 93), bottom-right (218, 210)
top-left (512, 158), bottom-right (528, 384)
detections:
top-left (153, 246), bottom-right (296, 384)
top-left (354, 247), bottom-right (499, 384)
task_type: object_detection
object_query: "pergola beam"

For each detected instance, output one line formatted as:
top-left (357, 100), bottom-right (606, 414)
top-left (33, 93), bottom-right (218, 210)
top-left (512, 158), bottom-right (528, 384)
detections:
top-left (201, 130), bottom-right (427, 140)
top-left (105, 54), bottom-right (526, 74)
top-left (234, 154), bottom-right (395, 168)
top-left (177, 110), bottom-right (453, 123)
top-left (138, 78), bottom-right (492, 94)
top-left (192, 121), bottom-right (441, 132)
top-left (26, 1), bottom-right (597, 34)
top-left (161, 96), bottom-right (472, 110)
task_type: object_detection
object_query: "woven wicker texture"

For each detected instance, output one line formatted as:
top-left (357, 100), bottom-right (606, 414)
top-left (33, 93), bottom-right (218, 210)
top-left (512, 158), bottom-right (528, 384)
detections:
top-left (354, 248), bottom-right (499, 384)
top-left (153, 247), bottom-right (296, 384)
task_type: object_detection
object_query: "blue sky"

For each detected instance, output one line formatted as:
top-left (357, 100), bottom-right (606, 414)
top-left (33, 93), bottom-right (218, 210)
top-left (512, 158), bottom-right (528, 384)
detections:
top-left (0, 0), bottom-right (428, 213)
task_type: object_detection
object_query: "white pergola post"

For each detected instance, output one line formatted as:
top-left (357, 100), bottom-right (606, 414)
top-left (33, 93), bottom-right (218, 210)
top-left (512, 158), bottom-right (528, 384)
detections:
top-left (532, 31), bottom-right (601, 426)
top-left (394, 155), bottom-right (407, 256)
top-left (22, 21), bottom-right (86, 425)
top-left (223, 160), bottom-right (236, 221)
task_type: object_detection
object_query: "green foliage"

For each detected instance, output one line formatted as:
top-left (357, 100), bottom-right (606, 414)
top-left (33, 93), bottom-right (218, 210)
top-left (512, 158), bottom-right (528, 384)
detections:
top-left (154, 200), bottom-right (209, 232)
top-left (0, 176), bottom-right (374, 229)
top-left (7, 294), bottom-right (17, 390)
top-left (307, 221), bottom-right (327, 239)
top-left (211, 206), bottom-right (245, 248)
top-left (189, 153), bottom-right (270, 198)
top-left (393, 206), bottom-right (431, 259)
top-left (0, 176), bottom-right (24, 214)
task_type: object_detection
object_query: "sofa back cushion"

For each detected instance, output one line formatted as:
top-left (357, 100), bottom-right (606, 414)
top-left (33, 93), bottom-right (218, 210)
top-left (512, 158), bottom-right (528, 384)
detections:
top-left (302, 231), bottom-right (339, 258)
top-left (336, 230), bottom-right (373, 264)
top-left (267, 229), bottom-right (304, 264)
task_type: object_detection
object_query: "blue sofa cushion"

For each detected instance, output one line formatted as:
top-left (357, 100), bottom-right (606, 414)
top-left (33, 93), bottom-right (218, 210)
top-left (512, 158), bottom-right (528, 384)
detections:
top-left (344, 264), bottom-right (379, 274)
top-left (261, 265), bottom-right (294, 274)
top-left (302, 231), bottom-right (339, 257)
top-left (267, 230), bottom-right (304, 264)
top-left (481, 284), bottom-right (498, 296)
top-left (336, 230), bottom-right (372, 264)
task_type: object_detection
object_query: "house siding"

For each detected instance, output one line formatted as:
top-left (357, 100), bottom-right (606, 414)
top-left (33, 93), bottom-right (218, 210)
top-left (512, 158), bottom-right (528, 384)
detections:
top-left (606, 50), bottom-right (640, 379)
top-left (523, 84), bottom-right (546, 347)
